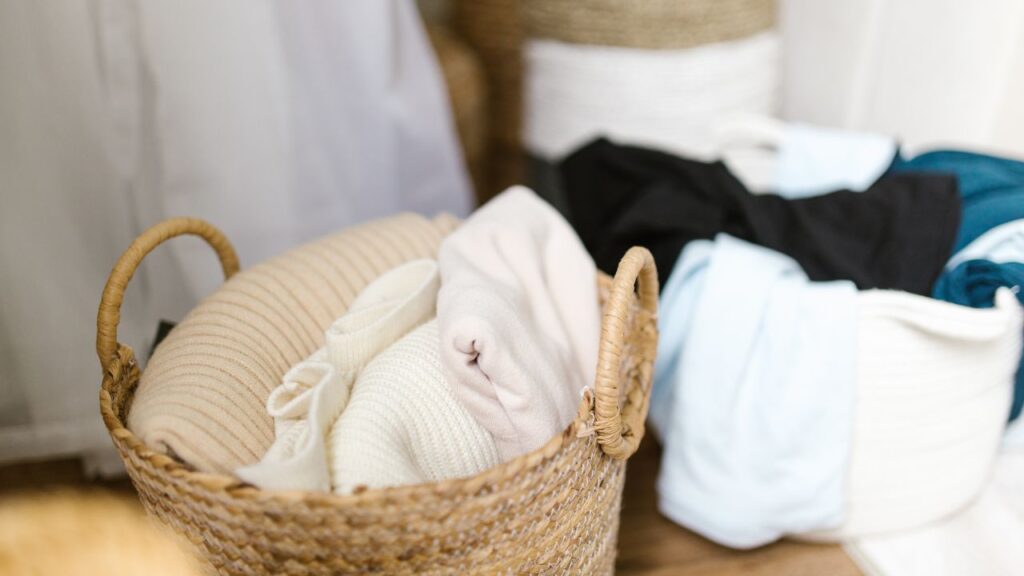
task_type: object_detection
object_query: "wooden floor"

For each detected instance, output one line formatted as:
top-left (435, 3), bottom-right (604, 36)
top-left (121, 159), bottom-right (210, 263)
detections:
top-left (616, 440), bottom-right (862, 575)
top-left (0, 443), bottom-right (861, 575)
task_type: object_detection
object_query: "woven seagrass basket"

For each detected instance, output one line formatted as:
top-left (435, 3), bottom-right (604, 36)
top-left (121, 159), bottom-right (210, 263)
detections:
top-left (96, 218), bottom-right (658, 575)
top-left (523, 0), bottom-right (777, 50)
top-left (428, 25), bottom-right (489, 200)
top-left (454, 0), bottom-right (526, 198)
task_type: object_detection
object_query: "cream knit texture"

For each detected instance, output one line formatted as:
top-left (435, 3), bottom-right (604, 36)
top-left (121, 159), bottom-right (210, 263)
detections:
top-left (329, 320), bottom-right (500, 494)
top-left (129, 213), bottom-right (459, 474)
top-left (437, 186), bottom-right (601, 460)
top-left (804, 288), bottom-right (1024, 541)
top-left (234, 260), bottom-right (439, 492)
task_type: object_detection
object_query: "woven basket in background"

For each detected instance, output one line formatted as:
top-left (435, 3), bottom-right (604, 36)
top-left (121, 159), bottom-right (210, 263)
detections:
top-left (429, 26), bottom-right (489, 201)
top-left (454, 0), bottom-right (526, 200)
top-left (96, 218), bottom-right (658, 575)
top-left (523, 0), bottom-right (777, 50)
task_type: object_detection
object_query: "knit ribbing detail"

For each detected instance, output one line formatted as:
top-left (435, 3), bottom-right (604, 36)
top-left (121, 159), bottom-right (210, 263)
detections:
top-left (326, 260), bottom-right (440, 369)
top-left (233, 259), bottom-right (440, 491)
top-left (328, 320), bottom-right (500, 494)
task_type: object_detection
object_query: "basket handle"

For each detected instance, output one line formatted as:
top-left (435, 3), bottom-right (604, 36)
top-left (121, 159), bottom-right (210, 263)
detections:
top-left (593, 246), bottom-right (659, 460)
top-left (96, 217), bottom-right (239, 373)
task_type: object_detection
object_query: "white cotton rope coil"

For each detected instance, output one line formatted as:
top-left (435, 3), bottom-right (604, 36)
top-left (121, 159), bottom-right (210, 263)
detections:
top-left (803, 288), bottom-right (1024, 541)
top-left (524, 31), bottom-right (780, 161)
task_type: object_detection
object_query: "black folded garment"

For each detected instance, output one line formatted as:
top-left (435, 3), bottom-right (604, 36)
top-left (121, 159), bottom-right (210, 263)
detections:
top-left (561, 138), bottom-right (961, 295)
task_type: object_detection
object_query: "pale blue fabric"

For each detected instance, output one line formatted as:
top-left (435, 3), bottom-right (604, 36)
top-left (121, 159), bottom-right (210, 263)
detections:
top-left (940, 220), bottom-right (1024, 423)
top-left (948, 220), bottom-right (1024, 270)
top-left (651, 234), bottom-right (858, 549)
top-left (774, 124), bottom-right (897, 198)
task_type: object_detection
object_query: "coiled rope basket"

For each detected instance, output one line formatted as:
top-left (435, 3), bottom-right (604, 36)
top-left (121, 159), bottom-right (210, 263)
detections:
top-left (96, 217), bottom-right (659, 575)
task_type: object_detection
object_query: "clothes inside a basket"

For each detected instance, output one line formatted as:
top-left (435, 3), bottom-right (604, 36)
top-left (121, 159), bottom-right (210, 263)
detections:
top-left (894, 150), bottom-right (1024, 423)
top-left (437, 186), bottom-right (601, 461)
top-left (235, 259), bottom-right (442, 493)
top-left (558, 131), bottom-right (1024, 552)
top-left (765, 121), bottom-right (898, 197)
top-left (328, 319), bottom-right (501, 494)
top-left (561, 137), bottom-right (960, 294)
top-left (650, 234), bottom-right (857, 548)
top-left (651, 234), bottom-right (1023, 548)
top-left (891, 150), bottom-right (1024, 253)
top-left (129, 214), bottom-right (460, 475)
top-left (236, 187), bottom-right (601, 493)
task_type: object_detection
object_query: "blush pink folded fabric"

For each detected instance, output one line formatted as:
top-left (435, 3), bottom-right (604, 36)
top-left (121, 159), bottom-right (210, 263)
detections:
top-left (437, 186), bottom-right (602, 460)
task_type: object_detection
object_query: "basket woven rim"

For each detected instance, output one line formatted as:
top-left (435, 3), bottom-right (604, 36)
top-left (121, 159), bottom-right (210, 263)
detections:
top-left (523, 0), bottom-right (778, 50)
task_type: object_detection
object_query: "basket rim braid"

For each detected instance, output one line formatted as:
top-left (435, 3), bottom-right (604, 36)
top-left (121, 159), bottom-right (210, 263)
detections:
top-left (523, 0), bottom-right (778, 50)
top-left (95, 217), bottom-right (658, 573)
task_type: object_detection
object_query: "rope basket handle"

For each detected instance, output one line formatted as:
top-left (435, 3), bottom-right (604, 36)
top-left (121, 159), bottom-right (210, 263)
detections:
top-left (593, 246), bottom-right (659, 460)
top-left (96, 217), bottom-right (239, 373)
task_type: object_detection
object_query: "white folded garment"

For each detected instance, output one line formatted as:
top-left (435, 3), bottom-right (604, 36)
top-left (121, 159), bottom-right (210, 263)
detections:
top-left (438, 186), bottom-right (601, 460)
top-left (328, 320), bottom-right (500, 494)
top-left (235, 259), bottom-right (439, 491)
top-left (524, 32), bottom-right (779, 162)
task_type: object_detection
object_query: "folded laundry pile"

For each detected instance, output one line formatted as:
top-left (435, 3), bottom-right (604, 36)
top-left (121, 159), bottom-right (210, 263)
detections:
top-left (234, 187), bottom-right (602, 494)
top-left (561, 135), bottom-right (1024, 548)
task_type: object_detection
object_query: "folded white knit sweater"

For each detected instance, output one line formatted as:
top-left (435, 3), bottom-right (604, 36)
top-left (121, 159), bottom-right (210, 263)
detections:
top-left (329, 319), bottom-right (500, 494)
top-left (438, 186), bottom-right (601, 460)
top-left (235, 259), bottom-right (439, 492)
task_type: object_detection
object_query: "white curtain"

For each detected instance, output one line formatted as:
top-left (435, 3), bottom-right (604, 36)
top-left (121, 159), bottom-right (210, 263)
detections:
top-left (0, 0), bottom-right (471, 471)
top-left (781, 0), bottom-right (1024, 157)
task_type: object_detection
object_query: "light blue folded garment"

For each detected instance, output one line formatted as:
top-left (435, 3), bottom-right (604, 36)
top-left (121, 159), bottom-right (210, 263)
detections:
top-left (651, 234), bottom-right (858, 549)
top-left (948, 220), bottom-right (1024, 270)
top-left (774, 123), bottom-right (897, 198)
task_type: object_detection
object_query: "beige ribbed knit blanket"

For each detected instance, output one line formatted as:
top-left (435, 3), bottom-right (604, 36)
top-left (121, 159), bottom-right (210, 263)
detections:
top-left (129, 213), bottom-right (459, 474)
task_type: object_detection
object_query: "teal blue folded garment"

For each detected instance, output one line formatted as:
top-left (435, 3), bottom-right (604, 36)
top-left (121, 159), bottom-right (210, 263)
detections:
top-left (934, 259), bottom-right (1024, 421)
top-left (891, 150), bottom-right (1024, 253)
top-left (934, 260), bottom-right (1024, 308)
